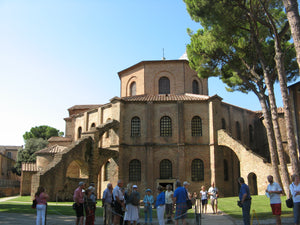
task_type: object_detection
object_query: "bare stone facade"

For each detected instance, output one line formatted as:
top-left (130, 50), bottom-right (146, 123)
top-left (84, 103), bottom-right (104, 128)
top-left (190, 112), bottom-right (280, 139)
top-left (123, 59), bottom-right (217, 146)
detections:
top-left (21, 59), bottom-right (299, 200)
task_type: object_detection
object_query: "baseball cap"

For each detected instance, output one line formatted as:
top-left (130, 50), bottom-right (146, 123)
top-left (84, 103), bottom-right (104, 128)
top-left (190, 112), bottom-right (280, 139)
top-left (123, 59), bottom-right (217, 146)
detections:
top-left (79, 181), bottom-right (85, 186)
top-left (132, 185), bottom-right (138, 188)
top-left (183, 181), bottom-right (190, 186)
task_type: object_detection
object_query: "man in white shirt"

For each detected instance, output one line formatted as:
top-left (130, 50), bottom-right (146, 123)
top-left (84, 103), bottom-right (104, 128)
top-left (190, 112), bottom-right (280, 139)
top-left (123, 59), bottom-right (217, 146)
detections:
top-left (266, 175), bottom-right (283, 225)
top-left (113, 180), bottom-right (125, 225)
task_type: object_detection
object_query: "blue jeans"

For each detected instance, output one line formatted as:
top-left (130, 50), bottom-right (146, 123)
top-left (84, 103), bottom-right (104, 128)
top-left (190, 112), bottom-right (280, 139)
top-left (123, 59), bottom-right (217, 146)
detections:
top-left (293, 202), bottom-right (300, 224)
top-left (242, 200), bottom-right (251, 225)
top-left (144, 205), bottom-right (152, 223)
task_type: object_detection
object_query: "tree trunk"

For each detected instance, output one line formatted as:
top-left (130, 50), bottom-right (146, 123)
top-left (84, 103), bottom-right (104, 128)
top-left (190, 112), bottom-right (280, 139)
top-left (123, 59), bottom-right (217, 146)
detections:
top-left (257, 93), bottom-right (281, 185)
top-left (274, 47), bottom-right (300, 175)
top-left (282, 0), bottom-right (300, 71)
top-left (263, 70), bottom-right (290, 195)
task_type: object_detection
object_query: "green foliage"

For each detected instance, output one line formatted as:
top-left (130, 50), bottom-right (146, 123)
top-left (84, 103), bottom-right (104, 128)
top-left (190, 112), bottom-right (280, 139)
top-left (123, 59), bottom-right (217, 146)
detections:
top-left (14, 138), bottom-right (48, 175)
top-left (183, 0), bottom-right (298, 95)
top-left (23, 125), bottom-right (64, 142)
top-left (13, 125), bottom-right (63, 175)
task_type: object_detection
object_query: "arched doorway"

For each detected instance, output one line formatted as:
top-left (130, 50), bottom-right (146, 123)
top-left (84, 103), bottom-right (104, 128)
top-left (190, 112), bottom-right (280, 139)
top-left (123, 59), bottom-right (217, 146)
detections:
top-left (247, 172), bottom-right (258, 195)
top-left (219, 146), bottom-right (240, 196)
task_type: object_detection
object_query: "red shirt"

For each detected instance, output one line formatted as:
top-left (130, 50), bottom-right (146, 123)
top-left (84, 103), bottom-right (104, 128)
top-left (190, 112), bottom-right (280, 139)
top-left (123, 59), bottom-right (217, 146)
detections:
top-left (36, 192), bottom-right (47, 205)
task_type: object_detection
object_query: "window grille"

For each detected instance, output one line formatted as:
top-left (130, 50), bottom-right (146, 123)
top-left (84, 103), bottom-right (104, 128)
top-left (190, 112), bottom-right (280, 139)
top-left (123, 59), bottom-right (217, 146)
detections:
top-left (191, 159), bottom-right (204, 181)
top-left (160, 116), bottom-right (172, 136)
top-left (191, 116), bottom-right (202, 136)
top-left (159, 77), bottom-right (170, 94)
top-left (192, 80), bottom-right (199, 94)
top-left (131, 117), bottom-right (141, 136)
top-left (129, 159), bottom-right (141, 181)
top-left (160, 159), bottom-right (172, 179)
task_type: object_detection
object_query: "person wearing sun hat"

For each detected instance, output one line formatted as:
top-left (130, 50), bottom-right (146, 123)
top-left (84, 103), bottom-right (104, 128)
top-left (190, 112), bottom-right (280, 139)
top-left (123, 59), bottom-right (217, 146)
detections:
top-left (143, 188), bottom-right (154, 225)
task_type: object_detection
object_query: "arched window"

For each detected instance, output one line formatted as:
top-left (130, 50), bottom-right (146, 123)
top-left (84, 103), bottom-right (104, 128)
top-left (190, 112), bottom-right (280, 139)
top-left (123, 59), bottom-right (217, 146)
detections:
top-left (249, 125), bottom-right (254, 144)
top-left (91, 123), bottom-right (96, 129)
top-left (191, 116), bottom-right (202, 136)
top-left (129, 159), bottom-right (141, 181)
top-left (192, 80), bottom-right (199, 94)
top-left (104, 161), bottom-right (110, 181)
top-left (160, 116), bottom-right (172, 137)
top-left (221, 118), bottom-right (226, 129)
top-left (191, 159), bottom-right (204, 181)
top-left (130, 82), bottom-right (136, 96)
top-left (77, 127), bottom-right (82, 139)
top-left (236, 121), bottom-right (241, 140)
top-left (131, 117), bottom-right (141, 137)
top-left (160, 159), bottom-right (172, 179)
top-left (224, 159), bottom-right (229, 181)
top-left (159, 77), bottom-right (170, 94)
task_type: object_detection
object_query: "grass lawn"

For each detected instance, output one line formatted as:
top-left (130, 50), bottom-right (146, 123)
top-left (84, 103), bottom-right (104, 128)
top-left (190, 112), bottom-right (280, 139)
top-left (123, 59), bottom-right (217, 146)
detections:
top-left (218, 195), bottom-right (293, 219)
top-left (0, 195), bottom-right (294, 220)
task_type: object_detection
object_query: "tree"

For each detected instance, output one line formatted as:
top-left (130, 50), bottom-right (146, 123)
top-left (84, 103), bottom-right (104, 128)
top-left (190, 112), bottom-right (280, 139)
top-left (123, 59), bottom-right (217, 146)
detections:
top-left (23, 125), bottom-right (64, 141)
top-left (14, 138), bottom-right (48, 175)
top-left (282, 0), bottom-right (300, 71)
top-left (14, 125), bottom-right (64, 175)
top-left (184, 0), bottom-right (299, 194)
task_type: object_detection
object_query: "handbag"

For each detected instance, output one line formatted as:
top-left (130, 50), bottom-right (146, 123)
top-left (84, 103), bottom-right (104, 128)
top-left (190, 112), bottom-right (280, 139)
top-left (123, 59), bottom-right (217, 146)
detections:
top-left (31, 199), bottom-right (37, 209)
top-left (72, 202), bottom-right (77, 210)
top-left (286, 197), bottom-right (294, 208)
top-left (237, 200), bottom-right (243, 208)
top-left (186, 199), bottom-right (192, 209)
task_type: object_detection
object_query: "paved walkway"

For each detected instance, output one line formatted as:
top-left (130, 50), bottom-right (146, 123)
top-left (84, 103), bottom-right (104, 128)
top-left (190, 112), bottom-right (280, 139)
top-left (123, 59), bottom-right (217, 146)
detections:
top-left (0, 196), bottom-right (294, 225)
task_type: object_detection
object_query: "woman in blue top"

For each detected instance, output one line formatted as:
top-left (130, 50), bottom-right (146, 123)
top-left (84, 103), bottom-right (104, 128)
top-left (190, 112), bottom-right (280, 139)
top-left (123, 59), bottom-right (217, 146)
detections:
top-left (143, 189), bottom-right (154, 225)
top-left (155, 185), bottom-right (165, 225)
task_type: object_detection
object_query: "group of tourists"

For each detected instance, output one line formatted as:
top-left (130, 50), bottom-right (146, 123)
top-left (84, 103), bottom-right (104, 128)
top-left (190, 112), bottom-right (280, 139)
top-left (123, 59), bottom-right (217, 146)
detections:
top-left (101, 179), bottom-right (220, 225)
top-left (32, 173), bottom-right (300, 225)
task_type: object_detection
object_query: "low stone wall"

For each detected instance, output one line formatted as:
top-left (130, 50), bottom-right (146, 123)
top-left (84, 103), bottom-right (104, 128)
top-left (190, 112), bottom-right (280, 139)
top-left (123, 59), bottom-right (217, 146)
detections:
top-left (0, 187), bottom-right (20, 197)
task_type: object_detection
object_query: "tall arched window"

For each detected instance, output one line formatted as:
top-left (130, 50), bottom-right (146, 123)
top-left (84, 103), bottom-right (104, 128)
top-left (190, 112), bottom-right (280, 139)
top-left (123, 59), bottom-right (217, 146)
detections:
top-left (249, 125), bottom-right (254, 144)
top-left (160, 116), bottom-right (172, 136)
top-left (192, 80), bottom-right (200, 94)
top-left (224, 159), bottom-right (229, 181)
top-left (104, 161), bottom-right (110, 181)
top-left (191, 159), bottom-right (204, 181)
top-left (221, 118), bottom-right (226, 129)
top-left (130, 82), bottom-right (136, 96)
top-left (131, 117), bottom-right (141, 137)
top-left (77, 127), bottom-right (82, 139)
top-left (191, 116), bottom-right (202, 136)
top-left (236, 121), bottom-right (241, 140)
top-left (160, 159), bottom-right (172, 179)
top-left (129, 159), bottom-right (141, 181)
top-left (159, 77), bottom-right (170, 94)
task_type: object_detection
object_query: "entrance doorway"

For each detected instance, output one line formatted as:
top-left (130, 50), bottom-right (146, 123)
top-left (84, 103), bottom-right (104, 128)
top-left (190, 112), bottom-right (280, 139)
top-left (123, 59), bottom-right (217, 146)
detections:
top-left (156, 179), bottom-right (176, 191)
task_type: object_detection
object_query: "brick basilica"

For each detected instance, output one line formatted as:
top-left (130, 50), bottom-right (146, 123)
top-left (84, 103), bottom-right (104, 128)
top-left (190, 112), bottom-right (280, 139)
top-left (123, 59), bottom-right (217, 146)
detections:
top-left (21, 58), bottom-right (300, 201)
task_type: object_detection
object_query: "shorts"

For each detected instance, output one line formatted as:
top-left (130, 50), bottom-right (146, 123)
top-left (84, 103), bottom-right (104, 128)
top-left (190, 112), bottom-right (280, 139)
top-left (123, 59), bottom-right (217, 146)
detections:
top-left (210, 198), bottom-right (217, 206)
top-left (271, 203), bottom-right (281, 215)
top-left (114, 201), bottom-right (123, 216)
top-left (166, 203), bottom-right (173, 215)
top-left (75, 203), bottom-right (84, 217)
top-left (201, 199), bottom-right (208, 206)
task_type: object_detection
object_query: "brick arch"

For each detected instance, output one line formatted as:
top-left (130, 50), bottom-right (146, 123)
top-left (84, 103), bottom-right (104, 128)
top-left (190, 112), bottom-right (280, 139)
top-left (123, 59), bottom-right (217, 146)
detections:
top-left (33, 120), bottom-right (120, 201)
top-left (126, 76), bottom-right (137, 97)
top-left (217, 129), bottom-right (272, 195)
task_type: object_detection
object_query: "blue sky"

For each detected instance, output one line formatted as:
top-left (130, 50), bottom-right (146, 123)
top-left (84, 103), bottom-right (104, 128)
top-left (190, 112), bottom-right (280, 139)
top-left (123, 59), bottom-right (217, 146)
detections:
top-left (0, 0), bottom-right (295, 145)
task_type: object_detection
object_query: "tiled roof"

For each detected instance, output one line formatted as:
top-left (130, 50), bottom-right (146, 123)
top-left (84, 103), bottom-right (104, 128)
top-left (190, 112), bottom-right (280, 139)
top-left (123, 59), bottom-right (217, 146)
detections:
top-left (22, 163), bottom-right (38, 172)
top-left (35, 145), bottom-right (67, 155)
top-left (122, 94), bottom-right (210, 102)
top-left (48, 136), bottom-right (72, 142)
top-left (68, 105), bottom-right (102, 110)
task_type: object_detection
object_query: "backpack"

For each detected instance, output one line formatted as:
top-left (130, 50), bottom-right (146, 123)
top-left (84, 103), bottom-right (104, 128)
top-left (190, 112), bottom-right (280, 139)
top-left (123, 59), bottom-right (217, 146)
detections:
top-left (130, 191), bottom-right (140, 206)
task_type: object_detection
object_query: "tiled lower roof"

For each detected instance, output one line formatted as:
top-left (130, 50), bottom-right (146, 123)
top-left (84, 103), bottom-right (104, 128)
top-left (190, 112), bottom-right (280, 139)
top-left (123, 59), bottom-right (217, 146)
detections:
top-left (22, 163), bottom-right (38, 172)
top-left (48, 136), bottom-right (72, 142)
top-left (122, 94), bottom-right (210, 102)
top-left (35, 145), bottom-right (67, 155)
